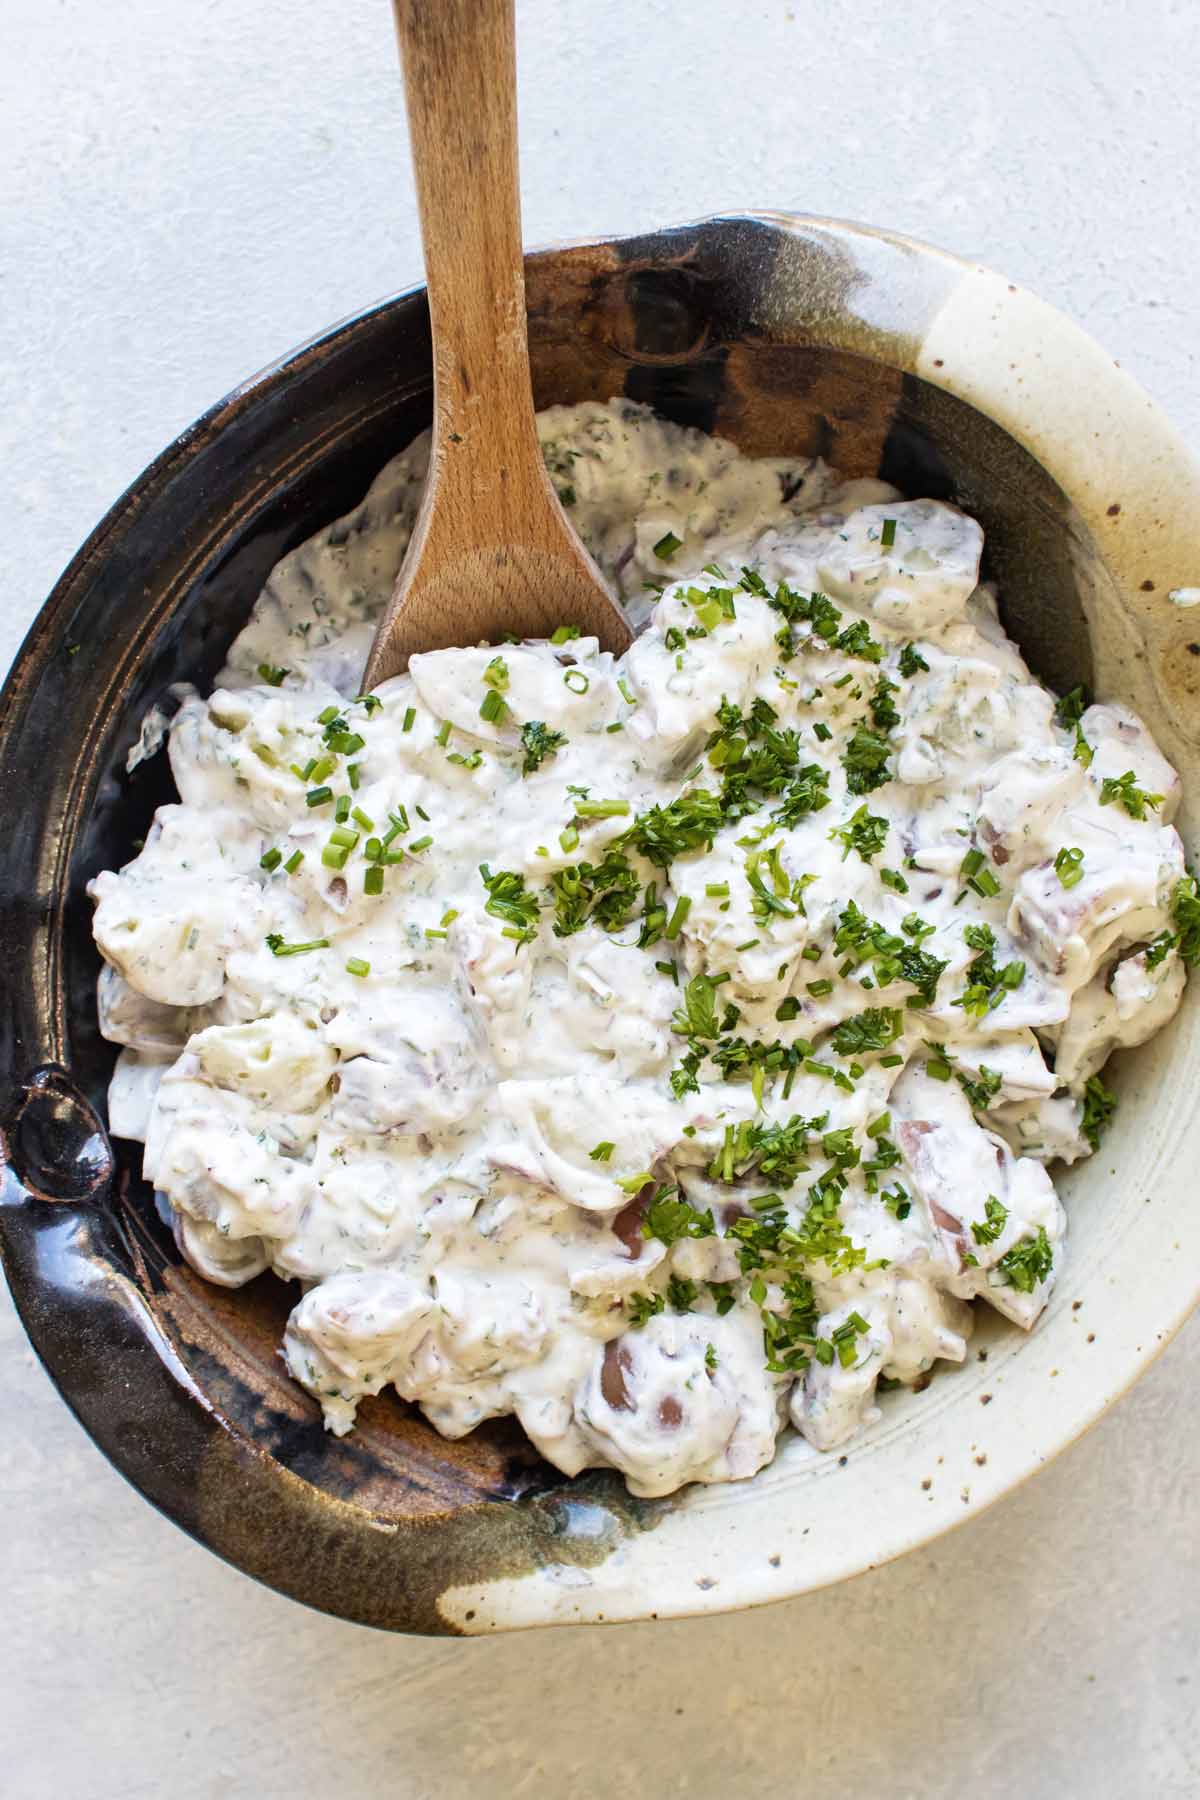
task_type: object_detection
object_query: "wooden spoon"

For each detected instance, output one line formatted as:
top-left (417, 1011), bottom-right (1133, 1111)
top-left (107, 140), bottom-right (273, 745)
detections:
top-left (363, 0), bottom-right (632, 689)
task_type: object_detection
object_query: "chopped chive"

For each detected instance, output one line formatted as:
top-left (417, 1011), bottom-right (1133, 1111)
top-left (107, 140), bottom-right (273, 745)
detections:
top-left (363, 866), bottom-right (384, 896)
top-left (305, 785), bottom-right (333, 808)
top-left (265, 933), bottom-right (329, 957)
top-left (345, 957), bottom-right (370, 978)
top-left (310, 755), bottom-right (336, 783)
top-left (559, 824), bottom-right (580, 853)
top-left (551, 624), bottom-right (581, 644)
top-left (813, 721), bottom-right (833, 742)
top-left (617, 676), bottom-right (637, 706)
top-left (653, 530), bottom-right (683, 560)
top-left (665, 896), bottom-right (692, 940)
top-left (436, 720), bottom-right (451, 746)
top-left (605, 722), bottom-right (624, 733)
top-left (440, 907), bottom-right (459, 927)
top-left (589, 1141), bottom-right (615, 1162)
top-left (736, 938), bottom-right (761, 952)
top-left (424, 928), bottom-right (448, 941)
top-left (257, 662), bottom-right (288, 687)
top-left (880, 517), bottom-right (897, 549)
top-left (969, 867), bottom-right (1002, 898)
top-left (317, 705), bottom-right (339, 725)
top-left (880, 1053), bottom-right (904, 1067)
top-left (705, 882), bottom-right (730, 898)
top-left (329, 825), bottom-right (359, 849)
top-left (574, 799), bottom-right (630, 818)
top-left (776, 997), bottom-right (801, 1021)
top-left (806, 979), bottom-right (834, 997)
top-left (408, 835), bottom-right (432, 853)
top-left (326, 731), bottom-right (365, 756)
top-left (402, 706), bottom-right (416, 732)
top-left (351, 806), bottom-right (374, 832)
top-left (353, 694), bottom-right (383, 715)
top-left (801, 944), bottom-right (821, 962)
top-left (655, 961), bottom-right (679, 984)
top-left (415, 805), bottom-right (430, 821)
top-left (364, 837), bottom-right (382, 861)
top-left (334, 793), bottom-right (350, 823)
top-left (479, 688), bottom-right (509, 723)
top-left (321, 844), bottom-right (350, 870)
top-left (563, 668), bottom-right (590, 695)
top-left (283, 849), bottom-right (304, 875)
top-left (347, 763), bottom-right (362, 790)
top-left (259, 848), bottom-right (282, 872)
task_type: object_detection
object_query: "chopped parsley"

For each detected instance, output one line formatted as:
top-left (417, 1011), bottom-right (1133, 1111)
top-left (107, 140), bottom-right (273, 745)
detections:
top-left (997, 1226), bottom-right (1054, 1293)
top-left (667, 1274), bottom-right (699, 1313)
top-left (1054, 685), bottom-right (1089, 729)
top-left (641, 1189), bottom-right (716, 1246)
top-left (1098, 769), bottom-right (1163, 820)
top-left (829, 1007), bottom-right (903, 1057)
top-left (1081, 1074), bottom-right (1117, 1151)
top-left (970, 1195), bottom-right (1008, 1245)
top-left (957, 1064), bottom-right (1002, 1112)
top-left (672, 973), bottom-right (722, 1041)
top-left (953, 923), bottom-right (1025, 1016)
top-left (841, 725), bottom-right (893, 796)
top-left (831, 804), bottom-right (889, 864)
top-left (520, 720), bottom-right (567, 774)
top-left (898, 642), bottom-right (929, 677)
top-left (772, 763), bottom-right (832, 826)
top-left (706, 1115), bottom-right (825, 1190)
top-left (623, 789), bottom-right (724, 867)
top-left (1173, 872), bottom-right (1200, 964)
top-left (627, 1292), bottom-right (665, 1327)
top-left (478, 865), bottom-right (540, 945)
top-left (836, 619), bottom-right (885, 664)
top-left (868, 673), bottom-right (901, 732)
top-left (550, 850), bottom-right (640, 936)
top-left (833, 901), bottom-right (947, 1007)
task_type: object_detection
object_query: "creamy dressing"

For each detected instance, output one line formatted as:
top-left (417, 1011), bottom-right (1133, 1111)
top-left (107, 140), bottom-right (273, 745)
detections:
top-left (89, 399), bottom-right (1193, 1498)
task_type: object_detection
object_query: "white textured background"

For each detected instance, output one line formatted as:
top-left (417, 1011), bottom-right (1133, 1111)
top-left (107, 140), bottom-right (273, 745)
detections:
top-left (2, 1), bottom-right (1197, 1794)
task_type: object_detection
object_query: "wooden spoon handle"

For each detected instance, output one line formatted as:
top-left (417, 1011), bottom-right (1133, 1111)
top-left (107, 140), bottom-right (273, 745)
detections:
top-left (391, 0), bottom-right (542, 490)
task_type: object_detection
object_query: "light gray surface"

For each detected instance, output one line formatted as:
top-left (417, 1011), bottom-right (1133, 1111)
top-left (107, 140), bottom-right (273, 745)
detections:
top-left (2, 1), bottom-right (1197, 1794)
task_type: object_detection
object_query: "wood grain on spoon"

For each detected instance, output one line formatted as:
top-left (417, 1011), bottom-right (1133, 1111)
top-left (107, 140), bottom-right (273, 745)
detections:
top-left (364, 0), bottom-right (632, 689)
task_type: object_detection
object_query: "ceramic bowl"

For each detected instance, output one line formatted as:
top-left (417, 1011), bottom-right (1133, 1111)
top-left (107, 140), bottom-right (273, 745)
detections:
top-left (2, 214), bottom-right (1198, 1635)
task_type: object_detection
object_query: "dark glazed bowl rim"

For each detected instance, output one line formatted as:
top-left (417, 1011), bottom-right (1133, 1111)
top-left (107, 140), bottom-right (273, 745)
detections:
top-left (3, 212), bottom-right (1199, 1637)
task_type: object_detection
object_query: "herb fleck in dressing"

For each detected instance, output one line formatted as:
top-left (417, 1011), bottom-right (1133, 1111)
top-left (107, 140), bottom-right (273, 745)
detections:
top-left (89, 400), bottom-right (1196, 1498)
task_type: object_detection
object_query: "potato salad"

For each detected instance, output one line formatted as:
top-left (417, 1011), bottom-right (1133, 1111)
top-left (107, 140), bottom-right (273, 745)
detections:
top-left (89, 400), bottom-right (1198, 1498)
